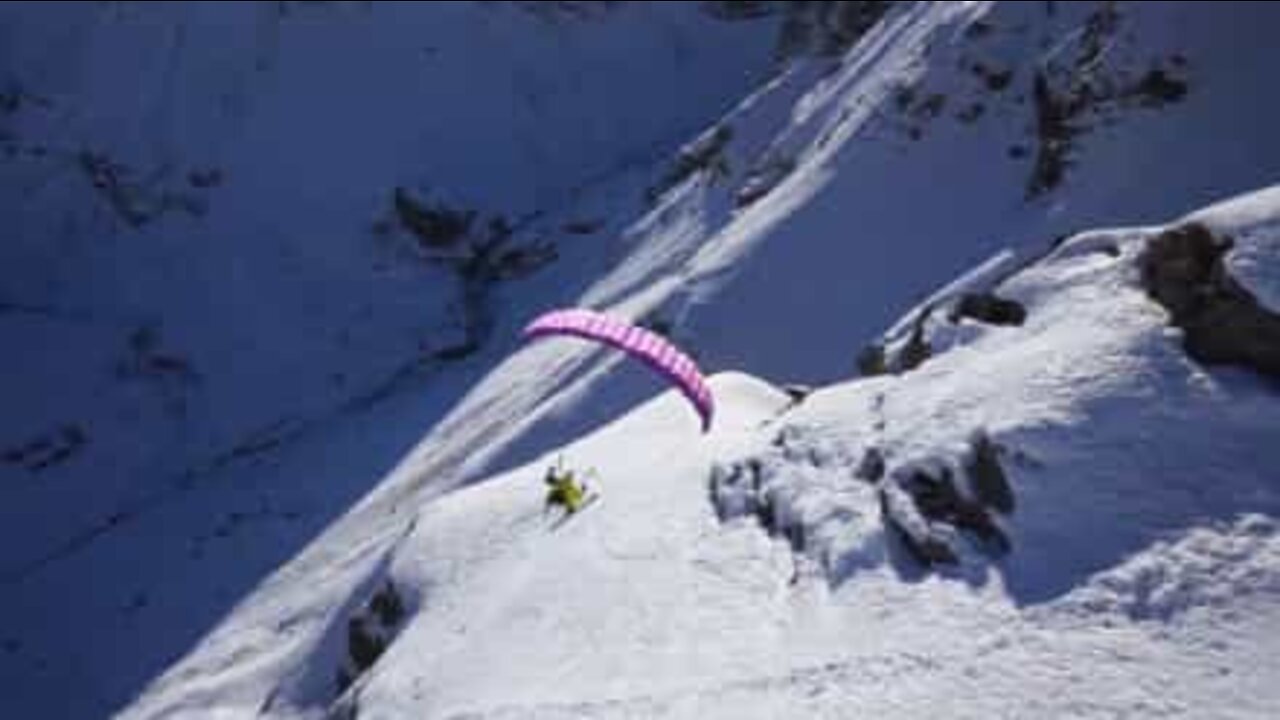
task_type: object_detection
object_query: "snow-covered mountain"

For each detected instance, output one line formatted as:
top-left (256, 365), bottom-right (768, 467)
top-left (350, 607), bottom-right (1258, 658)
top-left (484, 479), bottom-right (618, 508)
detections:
top-left (3, 2), bottom-right (1278, 719)
top-left (302, 185), bottom-right (1280, 719)
top-left (2, 4), bottom-right (781, 716)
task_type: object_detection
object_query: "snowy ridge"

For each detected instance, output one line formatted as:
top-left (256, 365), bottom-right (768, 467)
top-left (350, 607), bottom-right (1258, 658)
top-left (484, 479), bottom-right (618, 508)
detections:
top-left (2, 2), bottom-right (1279, 719)
top-left (320, 186), bottom-right (1280, 720)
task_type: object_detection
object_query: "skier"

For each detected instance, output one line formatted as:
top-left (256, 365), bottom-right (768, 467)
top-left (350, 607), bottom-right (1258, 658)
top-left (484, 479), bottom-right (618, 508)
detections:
top-left (544, 464), bottom-right (589, 516)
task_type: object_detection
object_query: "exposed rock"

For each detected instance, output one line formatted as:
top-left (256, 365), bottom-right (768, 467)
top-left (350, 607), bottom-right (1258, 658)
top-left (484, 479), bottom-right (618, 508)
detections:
top-left (895, 315), bottom-right (933, 373)
top-left (856, 309), bottom-right (933, 378)
top-left (855, 343), bottom-right (889, 377)
top-left (1129, 66), bottom-right (1188, 107)
top-left (881, 464), bottom-right (1010, 567)
top-left (386, 190), bottom-right (555, 365)
top-left (638, 315), bottom-right (673, 338)
top-left (647, 124), bottom-right (733, 204)
top-left (906, 467), bottom-right (1008, 551)
top-left (970, 61), bottom-right (1013, 92)
top-left (369, 580), bottom-right (406, 627)
top-left (775, 1), bottom-right (891, 59)
top-left (118, 325), bottom-right (200, 384)
top-left (823, 1), bottom-right (893, 54)
top-left (906, 92), bottom-right (947, 122)
top-left (1027, 70), bottom-right (1076, 197)
top-left (78, 150), bottom-right (205, 227)
top-left (708, 459), bottom-right (762, 522)
top-left (951, 292), bottom-right (1027, 326)
top-left (1024, 4), bottom-right (1189, 198)
top-left (880, 479), bottom-right (958, 565)
top-left (735, 154), bottom-right (795, 208)
top-left (701, 1), bottom-right (777, 21)
top-left (345, 616), bottom-right (385, 677)
top-left (965, 431), bottom-right (1014, 514)
top-left (1140, 223), bottom-right (1280, 378)
top-left (708, 458), bottom-right (806, 553)
top-left (392, 188), bottom-right (475, 248)
top-left (336, 580), bottom-right (408, 697)
top-left (855, 446), bottom-right (885, 482)
top-left (3, 423), bottom-right (88, 473)
top-left (782, 384), bottom-right (813, 404)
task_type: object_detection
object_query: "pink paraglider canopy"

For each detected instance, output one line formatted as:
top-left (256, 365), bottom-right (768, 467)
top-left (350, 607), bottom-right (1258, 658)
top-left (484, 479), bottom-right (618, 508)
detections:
top-left (522, 309), bottom-right (714, 432)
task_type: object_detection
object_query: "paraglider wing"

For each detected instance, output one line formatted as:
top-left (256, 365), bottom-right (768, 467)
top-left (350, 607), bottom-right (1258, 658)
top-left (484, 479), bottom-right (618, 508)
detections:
top-left (522, 309), bottom-right (714, 431)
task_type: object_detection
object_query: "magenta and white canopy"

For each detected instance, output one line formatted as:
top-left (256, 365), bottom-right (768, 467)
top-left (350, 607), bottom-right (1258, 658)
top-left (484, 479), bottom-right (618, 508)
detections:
top-left (523, 308), bottom-right (714, 432)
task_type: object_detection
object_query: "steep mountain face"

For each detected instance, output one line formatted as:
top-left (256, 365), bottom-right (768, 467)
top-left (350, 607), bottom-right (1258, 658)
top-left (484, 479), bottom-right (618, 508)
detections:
top-left (324, 187), bottom-right (1280, 719)
top-left (3, 2), bottom-right (1278, 719)
top-left (671, 0), bottom-right (1280, 384)
top-left (1, 3), bottom-right (781, 718)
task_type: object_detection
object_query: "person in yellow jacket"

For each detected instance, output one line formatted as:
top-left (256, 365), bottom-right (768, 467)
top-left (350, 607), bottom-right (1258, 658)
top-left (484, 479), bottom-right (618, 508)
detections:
top-left (544, 465), bottom-right (588, 515)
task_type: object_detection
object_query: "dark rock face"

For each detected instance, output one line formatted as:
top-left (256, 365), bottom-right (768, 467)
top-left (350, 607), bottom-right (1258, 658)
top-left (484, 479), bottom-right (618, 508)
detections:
top-left (776, 1), bottom-right (892, 59)
top-left (880, 483), bottom-right (960, 566)
top-left (880, 463), bottom-right (1011, 568)
top-left (392, 187), bottom-right (476, 248)
top-left (701, 0), bottom-right (777, 22)
top-left (336, 580), bottom-right (408, 696)
top-left (855, 446), bottom-right (886, 482)
top-left (906, 467), bottom-right (1008, 551)
top-left (878, 431), bottom-right (1018, 569)
top-left (1129, 67), bottom-right (1188, 107)
top-left (896, 318), bottom-right (933, 373)
top-left (854, 314), bottom-right (931, 378)
top-left (952, 292), bottom-right (1027, 327)
top-left (713, 427), bottom-right (1020, 575)
top-left (1140, 223), bottom-right (1280, 379)
top-left (1023, 5), bottom-right (1190, 197)
top-left (966, 431), bottom-right (1014, 514)
top-left (855, 343), bottom-right (889, 377)
top-left (783, 384), bottom-right (814, 404)
top-left (647, 124), bottom-right (733, 204)
top-left (1027, 70), bottom-right (1076, 198)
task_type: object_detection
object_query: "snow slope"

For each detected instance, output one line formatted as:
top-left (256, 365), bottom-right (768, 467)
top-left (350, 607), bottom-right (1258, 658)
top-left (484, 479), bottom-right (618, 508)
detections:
top-left (4, 2), bottom-right (1280, 719)
top-left (158, 185), bottom-right (1278, 720)
top-left (674, 0), bottom-right (1280, 384)
top-left (0, 1), bottom-right (776, 575)
top-left (1, 3), bottom-right (781, 718)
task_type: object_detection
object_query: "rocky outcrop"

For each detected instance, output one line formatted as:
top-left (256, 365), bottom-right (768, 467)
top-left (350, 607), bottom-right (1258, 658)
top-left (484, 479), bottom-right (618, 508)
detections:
top-left (713, 426), bottom-right (1016, 573)
top-left (775, 1), bottom-right (892, 59)
top-left (965, 431), bottom-right (1014, 514)
top-left (950, 292), bottom-right (1026, 327)
top-left (335, 580), bottom-right (408, 696)
top-left (647, 124), bottom-right (734, 204)
top-left (1141, 223), bottom-right (1280, 379)
top-left (880, 459), bottom-right (1011, 568)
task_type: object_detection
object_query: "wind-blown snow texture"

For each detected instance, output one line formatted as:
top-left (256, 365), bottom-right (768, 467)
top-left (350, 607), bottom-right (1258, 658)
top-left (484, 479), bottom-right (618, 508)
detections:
top-left (2, 2), bottom-right (1278, 719)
